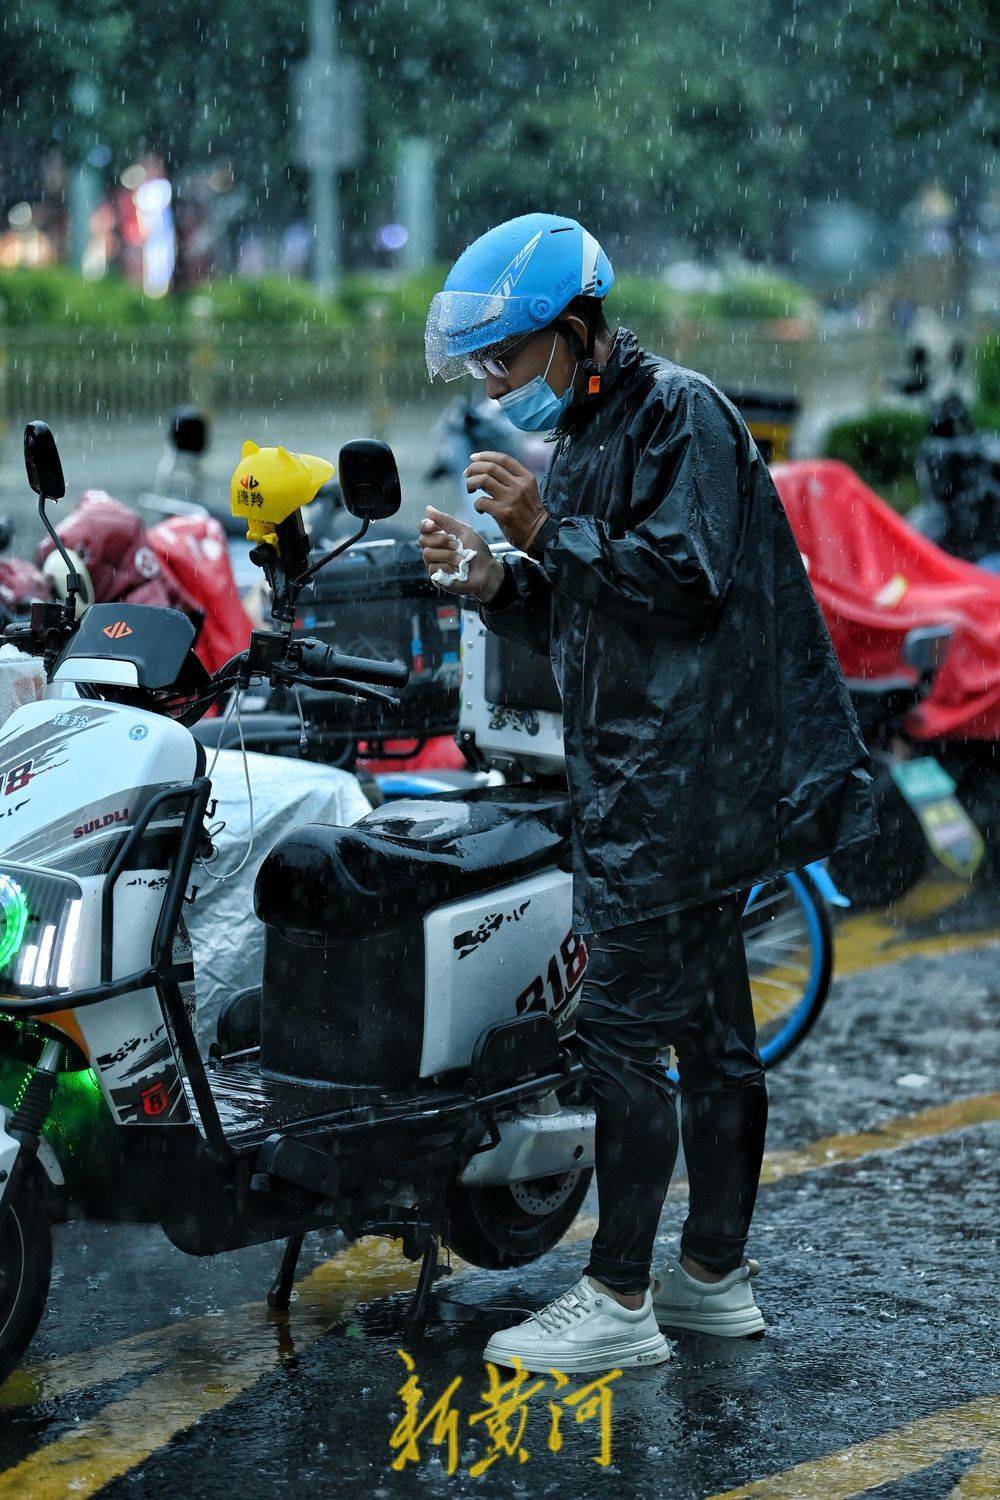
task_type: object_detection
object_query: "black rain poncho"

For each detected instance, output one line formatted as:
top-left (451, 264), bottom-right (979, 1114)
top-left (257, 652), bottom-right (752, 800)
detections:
top-left (481, 329), bottom-right (877, 933)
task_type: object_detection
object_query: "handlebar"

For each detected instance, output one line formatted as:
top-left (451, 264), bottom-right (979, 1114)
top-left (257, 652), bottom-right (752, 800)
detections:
top-left (211, 633), bottom-right (408, 714)
top-left (293, 674), bottom-right (401, 708)
top-left (1, 602), bottom-right (75, 659)
top-left (0, 615), bottom-right (410, 720)
top-left (2, 622), bottom-right (36, 649)
top-left (297, 638), bottom-right (409, 689)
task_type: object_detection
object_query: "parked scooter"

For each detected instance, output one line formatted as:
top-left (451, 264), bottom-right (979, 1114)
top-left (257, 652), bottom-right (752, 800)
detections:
top-left (908, 394), bottom-right (1000, 571)
top-left (833, 624), bottom-right (991, 906)
top-left (0, 421), bottom-right (600, 1381)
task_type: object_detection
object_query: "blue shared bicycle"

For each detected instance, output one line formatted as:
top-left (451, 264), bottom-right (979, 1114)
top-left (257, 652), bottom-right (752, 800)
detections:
top-left (740, 863), bottom-right (845, 1069)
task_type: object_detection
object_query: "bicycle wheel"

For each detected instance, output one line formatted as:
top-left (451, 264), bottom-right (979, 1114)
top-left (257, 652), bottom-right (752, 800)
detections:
top-left (742, 870), bottom-right (833, 1068)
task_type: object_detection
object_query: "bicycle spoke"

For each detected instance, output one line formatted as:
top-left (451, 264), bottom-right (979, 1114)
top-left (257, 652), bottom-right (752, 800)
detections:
top-left (750, 972), bottom-right (804, 994)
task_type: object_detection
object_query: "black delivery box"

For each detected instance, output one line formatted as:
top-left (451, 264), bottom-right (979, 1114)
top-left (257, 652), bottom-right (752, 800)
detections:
top-left (294, 536), bottom-right (461, 739)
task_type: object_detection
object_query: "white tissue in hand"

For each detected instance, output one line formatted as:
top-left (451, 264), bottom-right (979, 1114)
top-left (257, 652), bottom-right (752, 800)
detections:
top-left (430, 531), bottom-right (477, 588)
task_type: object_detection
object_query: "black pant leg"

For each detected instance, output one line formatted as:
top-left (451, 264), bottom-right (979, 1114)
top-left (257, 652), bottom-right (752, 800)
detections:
top-left (576, 892), bottom-right (757, 1295)
top-left (575, 920), bottom-right (682, 1295)
top-left (675, 893), bottom-right (768, 1275)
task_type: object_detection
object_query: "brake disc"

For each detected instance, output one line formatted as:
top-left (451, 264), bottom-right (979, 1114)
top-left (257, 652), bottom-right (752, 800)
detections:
top-left (509, 1170), bottom-right (581, 1216)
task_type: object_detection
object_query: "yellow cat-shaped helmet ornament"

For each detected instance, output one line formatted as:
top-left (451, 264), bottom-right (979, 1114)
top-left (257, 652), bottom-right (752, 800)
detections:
top-left (229, 440), bottom-right (335, 551)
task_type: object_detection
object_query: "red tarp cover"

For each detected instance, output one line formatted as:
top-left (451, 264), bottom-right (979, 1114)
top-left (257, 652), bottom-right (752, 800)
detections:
top-left (35, 494), bottom-right (254, 676)
top-left (147, 514), bottom-right (254, 674)
top-left (36, 489), bottom-right (204, 623)
top-left (771, 460), bottom-right (1000, 742)
top-left (357, 735), bottom-right (467, 773)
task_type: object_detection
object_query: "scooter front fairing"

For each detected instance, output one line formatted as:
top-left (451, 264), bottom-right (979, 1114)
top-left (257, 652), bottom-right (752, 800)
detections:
top-left (0, 695), bottom-right (204, 1129)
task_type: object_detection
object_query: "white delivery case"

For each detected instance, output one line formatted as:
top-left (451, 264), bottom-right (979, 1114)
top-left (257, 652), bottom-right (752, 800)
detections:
top-left (458, 544), bottom-right (565, 776)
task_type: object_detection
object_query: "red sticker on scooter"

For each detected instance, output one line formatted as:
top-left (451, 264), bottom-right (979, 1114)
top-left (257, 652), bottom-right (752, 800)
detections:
top-left (140, 1080), bottom-right (169, 1117)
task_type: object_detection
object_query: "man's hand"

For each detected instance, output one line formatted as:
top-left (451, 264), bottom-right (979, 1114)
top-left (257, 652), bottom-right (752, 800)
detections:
top-left (464, 451), bottom-right (550, 552)
top-left (417, 506), bottom-right (506, 601)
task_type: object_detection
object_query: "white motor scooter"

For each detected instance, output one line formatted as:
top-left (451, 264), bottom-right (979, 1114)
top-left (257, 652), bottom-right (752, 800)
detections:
top-left (0, 421), bottom-right (594, 1381)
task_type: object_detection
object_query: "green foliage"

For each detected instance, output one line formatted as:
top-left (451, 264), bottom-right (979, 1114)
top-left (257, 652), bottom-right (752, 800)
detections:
top-left (610, 276), bottom-right (683, 334)
top-left (347, 0), bottom-right (812, 262)
top-left (0, 264), bottom-right (819, 335)
top-left (838, 0), bottom-right (998, 146)
top-left (610, 269), bottom-right (817, 338)
top-left (972, 402), bottom-right (1000, 435)
top-left (335, 268), bottom-right (450, 330)
top-left (201, 277), bottom-right (347, 330)
top-left (1, 0), bottom-right (994, 275)
top-left (973, 334), bottom-right (1000, 408)
top-left (0, 267), bottom-right (174, 327)
top-left (822, 409), bottom-right (927, 487)
top-left (686, 272), bottom-right (817, 324)
top-left (877, 476), bottom-right (921, 516)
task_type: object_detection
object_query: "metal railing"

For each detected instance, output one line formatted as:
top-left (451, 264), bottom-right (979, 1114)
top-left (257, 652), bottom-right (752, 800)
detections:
top-left (0, 313), bottom-right (908, 426)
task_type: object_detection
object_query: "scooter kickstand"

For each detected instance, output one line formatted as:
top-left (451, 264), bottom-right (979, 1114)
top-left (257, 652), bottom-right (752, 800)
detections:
top-left (403, 1233), bottom-right (439, 1338)
top-left (268, 1233), bottom-right (305, 1312)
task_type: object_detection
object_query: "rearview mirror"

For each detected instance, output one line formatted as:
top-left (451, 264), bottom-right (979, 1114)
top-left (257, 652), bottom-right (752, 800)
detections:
top-left (337, 439), bottom-right (401, 521)
top-left (24, 420), bottom-right (66, 500)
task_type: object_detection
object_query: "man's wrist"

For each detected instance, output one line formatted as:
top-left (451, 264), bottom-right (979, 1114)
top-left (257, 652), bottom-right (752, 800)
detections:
top-left (521, 509), bottom-right (551, 555)
top-left (525, 514), bottom-right (559, 561)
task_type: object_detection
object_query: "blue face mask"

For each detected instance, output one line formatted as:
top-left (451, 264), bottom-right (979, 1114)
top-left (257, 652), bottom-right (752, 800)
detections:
top-left (497, 335), bottom-right (577, 432)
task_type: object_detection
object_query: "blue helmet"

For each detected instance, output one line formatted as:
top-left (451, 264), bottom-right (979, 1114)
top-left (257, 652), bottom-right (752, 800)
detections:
top-left (424, 213), bottom-right (615, 381)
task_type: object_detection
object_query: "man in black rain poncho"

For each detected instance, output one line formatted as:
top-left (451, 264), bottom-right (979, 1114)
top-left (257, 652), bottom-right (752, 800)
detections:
top-left (419, 214), bottom-right (876, 1374)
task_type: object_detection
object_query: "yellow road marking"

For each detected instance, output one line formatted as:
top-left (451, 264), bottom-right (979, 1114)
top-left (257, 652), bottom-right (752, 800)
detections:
top-left (0, 1253), bottom-right (434, 1499)
top-left (834, 875), bottom-right (999, 978)
top-left (703, 1394), bottom-right (1000, 1499)
top-left (563, 1090), bottom-right (1000, 1249)
top-left (0, 1237), bottom-right (442, 1411)
top-left (1, 1087), bottom-right (995, 1432)
top-left (757, 1091), bottom-right (1000, 1185)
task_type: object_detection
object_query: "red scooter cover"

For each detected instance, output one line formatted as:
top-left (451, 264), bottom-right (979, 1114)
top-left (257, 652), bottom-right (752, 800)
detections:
top-left (771, 460), bottom-right (1000, 741)
top-left (357, 735), bottom-right (468, 773)
top-left (146, 514), bottom-right (254, 674)
top-left (0, 556), bottom-right (52, 615)
top-left (35, 489), bottom-right (204, 627)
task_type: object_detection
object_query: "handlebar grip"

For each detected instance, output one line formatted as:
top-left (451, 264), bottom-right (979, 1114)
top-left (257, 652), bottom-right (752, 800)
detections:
top-left (298, 639), bottom-right (410, 689)
top-left (2, 623), bottom-right (36, 649)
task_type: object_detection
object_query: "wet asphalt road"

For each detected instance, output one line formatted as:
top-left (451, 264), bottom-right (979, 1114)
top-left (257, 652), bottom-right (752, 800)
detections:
top-left (0, 876), bottom-right (997, 1497)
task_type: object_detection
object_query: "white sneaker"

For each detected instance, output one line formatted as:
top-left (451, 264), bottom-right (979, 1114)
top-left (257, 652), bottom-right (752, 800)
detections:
top-left (651, 1258), bottom-right (765, 1338)
top-left (483, 1276), bottom-right (674, 1374)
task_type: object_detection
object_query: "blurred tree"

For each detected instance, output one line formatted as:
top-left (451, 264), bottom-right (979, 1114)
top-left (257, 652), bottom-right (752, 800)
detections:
top-left (835, 0), bottom-right (997, 318)
top-left (343, 0), bottom-right (806, 264)
top-left (838, 0), bottom-right (997, 146)
top-left (0, 0), bottom-right (310, 245)
top-left (0, 0), bottom-right (993, 279)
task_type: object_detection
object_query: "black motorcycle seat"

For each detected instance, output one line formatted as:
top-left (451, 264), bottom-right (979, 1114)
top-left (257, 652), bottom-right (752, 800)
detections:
top-left (254, 785), bottom-right (571, 940)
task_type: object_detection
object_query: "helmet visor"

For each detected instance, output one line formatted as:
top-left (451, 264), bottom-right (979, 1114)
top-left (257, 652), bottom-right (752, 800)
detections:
top-left (424, 290), bottom-right (535, 381)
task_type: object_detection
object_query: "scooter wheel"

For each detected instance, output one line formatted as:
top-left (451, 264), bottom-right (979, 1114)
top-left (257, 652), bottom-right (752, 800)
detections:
top-left (444, 1168), bottom-right (593, 1270)
top-left (0, 1167), bottom-right (52, 1386)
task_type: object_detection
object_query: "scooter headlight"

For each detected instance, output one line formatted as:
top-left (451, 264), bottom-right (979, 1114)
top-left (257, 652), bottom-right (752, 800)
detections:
top-left (0, 875), bottom-right (29, 970)
top-left (0, 866), bottom-right (84, 998)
